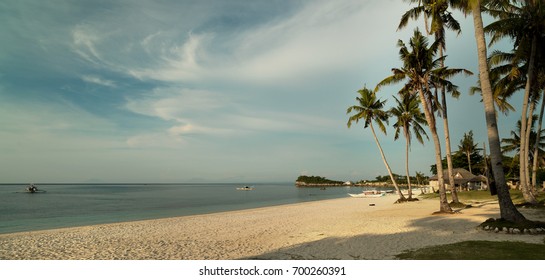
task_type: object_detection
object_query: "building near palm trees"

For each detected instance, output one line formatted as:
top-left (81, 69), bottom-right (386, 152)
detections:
top-left (429, 168), bottom-right (487, 191)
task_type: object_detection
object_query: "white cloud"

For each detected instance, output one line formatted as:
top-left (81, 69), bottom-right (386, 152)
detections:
top-left (81, 0), bottom-right (405, 87)
top-left (81, 75), bottom-right (116, 87)
top-left (71, 25), bottom-right (104, 65)
top-left (128, 32), bottom-right (212, 82)
top-left (224, 1), bottom-right (369, 82)
top-left (125, 87), bottom-right (227, 121)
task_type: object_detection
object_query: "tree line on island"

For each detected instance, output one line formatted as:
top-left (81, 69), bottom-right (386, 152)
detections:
top-left (295, 176), bottom-right (344, 186)
top-left (295, 174), bottom-right (430, 187)
top-left (347, 0), bottom-right (544, 227)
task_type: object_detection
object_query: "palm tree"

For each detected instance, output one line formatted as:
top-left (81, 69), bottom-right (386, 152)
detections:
top-left (390, 93), bottom-right (429, 199)
top-left (458, 130), bottom-right (480, 174)
top-left (415, 171), bottom-right (427, 193)
top-left (347, 87), bottom-right (406, 201)
top-left (531, 75), bottom-right (545, 189)
top-left (399, 0), bottom-right (463, 204)
top-left (376, 29), bottom-right (470, 213)
top-left (469, 49), bottom-right (521, 118)
top-left (501, 118), bottom-right (545, 175)
top-left (485, 0), bottom-right (545, 204)
top-left (452, 0), bottom-right (526, 222)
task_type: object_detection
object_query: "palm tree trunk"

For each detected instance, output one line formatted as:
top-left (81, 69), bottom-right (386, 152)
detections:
top-left (472, 1), bottom-right (526, 222)
top-left (532, 93), bottom-right (545, 190)
top-left (466, 151), bottom-right (472, 174)
top-left (369, 123), bottom-right (405, 201)
top-left (520, 35), bottom-right (538, 204)
top-left (525, 101), bottom-right (535, 189)
top-left (442, 93), bottom-right (460, 202)
top-left (418, 84), bottom-right (451, 212)
top-left (438, 46), bottom-right (459, 202)
top-left (404, 128), bottom-right (413, 199)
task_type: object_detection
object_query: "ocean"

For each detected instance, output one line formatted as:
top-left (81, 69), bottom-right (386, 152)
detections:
top-left (0, 183), bottom-right (382, 234)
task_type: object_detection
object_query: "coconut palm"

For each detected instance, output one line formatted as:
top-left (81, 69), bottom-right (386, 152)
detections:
top-left (501, 118), bottom-right (545, 171)
top-left (477, 31), bottom-right (545, 195)
top-left (376, 29), bottom-right (471, 213)
top-left (531, 74), bottom-right (545, 189)
top-left (451, 0), bottom-right (527, 222)
top-left (399, 0), bottom-right (463, 203)
top-left (347, 87), bottom-right (406, 201)
top-left (415, 171), bottom-right (427, 193)
top-left (390, 93), bottom-right (429, 199)
top-left (458, 130), bottom-right (480, 174)
top-left (485, 0), bottom-right (545, 204)
top-left (469, 49), bottom-right (521, 118)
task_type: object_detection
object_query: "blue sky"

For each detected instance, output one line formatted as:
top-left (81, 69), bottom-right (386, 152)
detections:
top-left (0, 0), bottom-right (524, 183)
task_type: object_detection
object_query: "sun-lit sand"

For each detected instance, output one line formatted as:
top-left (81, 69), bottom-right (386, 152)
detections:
top-left (1, 195), bottom-right (544, 260)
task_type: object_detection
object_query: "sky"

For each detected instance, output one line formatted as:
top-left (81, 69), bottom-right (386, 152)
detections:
top-left (0, 0), bottom-right (525, 183)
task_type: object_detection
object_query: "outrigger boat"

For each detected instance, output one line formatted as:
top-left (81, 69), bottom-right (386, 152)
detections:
top-left (348, 190), bottom-right (386, 198)
top-left (236, 186), bottom-right (254, 191)
top-left (25, 184), bottom-right (45, 193)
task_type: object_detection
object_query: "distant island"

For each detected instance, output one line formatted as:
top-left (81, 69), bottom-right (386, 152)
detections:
top-left (295, 174), bottom-right (429, 188)
top-left (295, 176), bottom-right (345, 186)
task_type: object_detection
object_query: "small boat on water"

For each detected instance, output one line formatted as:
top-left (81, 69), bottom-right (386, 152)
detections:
top-left (25, 184), bottom-right (45, 193)
top-left (348, 190), bottom-right (386, 198)
top-left (236, 186), bottom-right (254, 191)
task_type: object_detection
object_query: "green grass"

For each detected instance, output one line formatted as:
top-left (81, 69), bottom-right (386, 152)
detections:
top-left (419, 189), bottom-right (545, 205)
top-left (396, 241), bottom-right (545, 260)
top-left (406, 191), bottom-right (545, 260)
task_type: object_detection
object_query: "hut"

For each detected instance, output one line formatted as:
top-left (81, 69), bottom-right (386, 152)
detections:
top-left (429, 168), bottom-right (488, 191)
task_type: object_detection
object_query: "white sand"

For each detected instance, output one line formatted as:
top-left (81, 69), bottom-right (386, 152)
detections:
top-left (1, 195), bottom-right (544, 260)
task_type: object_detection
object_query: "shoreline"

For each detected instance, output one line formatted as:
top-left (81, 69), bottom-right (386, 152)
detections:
top-left (1, 195), bottom-right (544, 260)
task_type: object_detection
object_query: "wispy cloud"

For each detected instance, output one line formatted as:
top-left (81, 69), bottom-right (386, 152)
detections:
top-left (129, 32), bottom-right (213, 82)
top-left (81, 75), bottom-right (116, 87)
top-left (3, 0), bottom-right (481, 182)
top-left (71, 24), bottom-right (105, 65)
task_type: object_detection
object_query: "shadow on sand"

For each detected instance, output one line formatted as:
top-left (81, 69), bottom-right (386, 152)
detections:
top-left (245, 205), bottom-right (543, 260)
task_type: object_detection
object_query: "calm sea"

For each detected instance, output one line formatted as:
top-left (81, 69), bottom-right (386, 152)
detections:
top-left (0, 183), bottom-right (379, 234)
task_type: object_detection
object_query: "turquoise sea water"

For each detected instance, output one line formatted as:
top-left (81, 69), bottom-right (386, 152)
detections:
top-left (0, 183), bottom-right (381, 234)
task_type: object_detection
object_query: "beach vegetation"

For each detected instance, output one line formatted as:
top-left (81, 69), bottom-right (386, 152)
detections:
top-left (398, 0), bottom-right (464, 205)
top-left (420, 189), bottom-right (545, 209)
top-left (295, 176), bottom-right (343, 186)
top-left (458, 130), bottom-right (480, 174)
top-left (484, 0), bottom-right (545, 206)
top-left (390, 93), bottom-right (429, 200)
top-left (376, 28), bottom-right (470, 212)
top-left (430, 145), bottom-right (485, 175)
top-left (501, 118), bottom-right (545, 188)
top-left (395, 240), bottom-right (545, 260)
top-left (347, 87), bottom-right (407, 202)
top-left (371, 173), bottom-right (429, 186)
top-left (447, 0), bottom-right (528, 223)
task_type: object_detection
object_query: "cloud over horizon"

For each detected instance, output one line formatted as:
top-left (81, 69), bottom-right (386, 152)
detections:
top-left (0, 0), bottom-right (518, 183)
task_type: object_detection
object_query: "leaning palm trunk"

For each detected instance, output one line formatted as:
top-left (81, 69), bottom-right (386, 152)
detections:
top-left (439, 47), bottom-right (460, 203)
top-left (418, 84), bottom-right (451, 212)
top-left (532, 94), bottom-right (545, 190)
top-left (442, 92), bottom-right (460, 202)
top-left (520, 35), bottom-right (538, 204)
top-left (369, 123), bottom-right (405, 201)
top-left (472, 1), bottom-right (526, 222)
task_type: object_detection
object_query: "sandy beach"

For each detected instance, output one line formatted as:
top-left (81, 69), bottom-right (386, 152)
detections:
top-left (1, 195), bottom-right (544, 260)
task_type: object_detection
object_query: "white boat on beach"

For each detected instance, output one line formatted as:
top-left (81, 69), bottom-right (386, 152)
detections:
top-left (348, 191), bottom-right (386, 198)
top-left (236, 186), bottom-right (254, 191)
